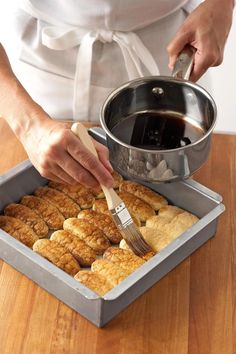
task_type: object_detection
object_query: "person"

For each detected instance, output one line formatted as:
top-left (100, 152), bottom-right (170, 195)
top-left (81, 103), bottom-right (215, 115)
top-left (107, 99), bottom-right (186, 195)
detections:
top-left (0, 0), bottom-right (234, 188)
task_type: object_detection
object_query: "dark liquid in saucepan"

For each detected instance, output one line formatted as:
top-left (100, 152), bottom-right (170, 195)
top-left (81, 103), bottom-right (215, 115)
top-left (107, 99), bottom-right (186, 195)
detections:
top-left (111, 111), bottom-right (205, 150)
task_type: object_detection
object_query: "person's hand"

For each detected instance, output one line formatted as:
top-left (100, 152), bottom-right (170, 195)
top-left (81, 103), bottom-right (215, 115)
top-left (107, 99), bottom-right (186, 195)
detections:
top-left (19, 111), bottom-right (114, 188)
top-left (0, 44), bottom-right (114, 188)
top-left (167, 0), bottom-right (234, 81)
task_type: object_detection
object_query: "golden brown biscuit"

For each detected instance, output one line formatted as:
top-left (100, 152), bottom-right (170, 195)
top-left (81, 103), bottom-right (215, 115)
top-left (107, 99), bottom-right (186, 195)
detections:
top-left (92, 199), bottom-right (141, 227)
top-left (33, 239), bottom-right (80, 275)
top-left (103, 247), bottom-right (145, 272)
top-left (0, 215), bottom-right (38, 248)
top-left (90, 171), bottom-right (123, 199)
top-left (63, 218), bottom-right (110, 254)
top-left (21, 195), bottom-right (65, 230)
top-left (92, 199), bottom-right (110, 216)
top-left (118, 191), bottom-right (155, 222)
top-left (48, 181), bottom-right (95, 209)
top-left (90, 186), bottom-right (104, 199)
top-left (91, 259), bottom-right (130, 286)
top-left (74, 270), bottom-right (113, 296)
top-left (50, 230), bottom-right (96, 266)
top-left (142, 211), bottom-right (199, 251)
top-left (4, 203), bottom-right (48, 238)
top-left (139, 226), bottom-right (171, 252)
top-left (34, 186), bottom-right (81, 218)
top-left (119, 238), bottom-right (131, 251)
top-left (119, 238), bottom-right (155, 260)
top-left (163, 212), bottom-right (199, 239)
top-left (142, 251), bottom-right (156, 261)
top-left (158, 205), bottom-right (184, 219)
top-left (146, 215), bottom-right (171, 231)
top-left (119, 180), bottom-right (167, 210)
top-left (77, 210), bottom-right (122, 244)
top-left (112, 170), bottom-right (123, 189)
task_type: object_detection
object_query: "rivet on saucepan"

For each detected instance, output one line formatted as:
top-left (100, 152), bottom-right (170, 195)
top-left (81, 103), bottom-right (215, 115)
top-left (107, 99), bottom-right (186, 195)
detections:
top-left (152, 87), bottom-right (164, 97)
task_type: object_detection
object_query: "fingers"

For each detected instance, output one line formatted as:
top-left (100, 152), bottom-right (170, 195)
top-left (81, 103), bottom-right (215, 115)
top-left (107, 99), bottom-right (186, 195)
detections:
top-left (189, 46), bottom-right (223, 82)
top-left (167, 1), bottom-right (229, 82)
top-left (42, 170), bottom-right (75, 185)
top-left (27, 122), bottom-right (114, 187)
top-left (168, 31), bottom-right (223, 82)
top-left (167, 29), bottom-right (191, 70)
top-left (93, 140), bottom-right (114, 173)
top-left (57, 151), bottom-right (100, 188)
top-left (35, 147), bottom-right (103, 188)
top-left (25, 117), bottom-right (114, 188)
top-left (66, 132), bottom-right (114, 188)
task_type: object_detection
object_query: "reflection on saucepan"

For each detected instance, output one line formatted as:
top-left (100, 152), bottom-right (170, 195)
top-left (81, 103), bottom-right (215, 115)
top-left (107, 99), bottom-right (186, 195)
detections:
top-left (127, 149), bottom-right (174, 182)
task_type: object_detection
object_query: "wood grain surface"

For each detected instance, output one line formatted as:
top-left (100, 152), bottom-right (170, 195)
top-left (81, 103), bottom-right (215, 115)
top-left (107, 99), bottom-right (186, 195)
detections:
top-left (0, 118), bottom-right (235, 354)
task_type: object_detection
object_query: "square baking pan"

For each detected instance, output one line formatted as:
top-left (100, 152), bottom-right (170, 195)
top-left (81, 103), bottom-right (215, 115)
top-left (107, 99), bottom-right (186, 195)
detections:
top-left (0, 140), bottom-right (225, 327)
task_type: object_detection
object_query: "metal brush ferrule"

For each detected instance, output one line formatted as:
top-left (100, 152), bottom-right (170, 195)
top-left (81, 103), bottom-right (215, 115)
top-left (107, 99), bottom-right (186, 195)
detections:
top-left (111, 202), bottom-right (132, 229)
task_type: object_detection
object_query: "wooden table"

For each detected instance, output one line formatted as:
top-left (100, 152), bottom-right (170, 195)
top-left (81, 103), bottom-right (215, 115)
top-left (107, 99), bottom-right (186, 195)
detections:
top-left (0, 118), bottom-right (235, 354)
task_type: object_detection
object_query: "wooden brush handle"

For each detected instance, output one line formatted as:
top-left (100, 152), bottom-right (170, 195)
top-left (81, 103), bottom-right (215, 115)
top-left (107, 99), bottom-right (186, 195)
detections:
top-left (71, 122), bottom-right (122, 209)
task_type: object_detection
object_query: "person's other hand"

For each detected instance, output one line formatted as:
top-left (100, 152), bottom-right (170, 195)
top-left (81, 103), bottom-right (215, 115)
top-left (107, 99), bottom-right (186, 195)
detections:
top-left (20, 112), bottom-right (114, 188)
top-left (167, 0), bottom-right (234, 81)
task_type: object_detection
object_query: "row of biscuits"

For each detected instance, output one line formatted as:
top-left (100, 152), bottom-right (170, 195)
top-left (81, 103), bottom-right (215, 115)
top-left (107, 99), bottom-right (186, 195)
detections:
top-left (0, 171), bottom-right (199, 296)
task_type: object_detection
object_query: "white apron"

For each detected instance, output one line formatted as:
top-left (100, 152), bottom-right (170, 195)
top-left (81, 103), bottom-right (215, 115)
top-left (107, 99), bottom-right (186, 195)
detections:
top-left (0, 0), bottom-right (201, 122)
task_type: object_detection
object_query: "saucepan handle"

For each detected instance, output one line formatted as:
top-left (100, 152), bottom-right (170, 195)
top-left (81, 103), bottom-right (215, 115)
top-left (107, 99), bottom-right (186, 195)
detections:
top-left (88, 126), bottom-right (107, 145)
top-left (171, 45), bottom-right (195, 80)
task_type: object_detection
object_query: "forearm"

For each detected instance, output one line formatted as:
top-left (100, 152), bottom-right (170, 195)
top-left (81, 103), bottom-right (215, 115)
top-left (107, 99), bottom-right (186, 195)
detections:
top-left (0, 44), bottom-right (48, 140)
top-left (203, 0), bottom-right (234, 41)
top-left (205, 0), bottom-right (234, 10)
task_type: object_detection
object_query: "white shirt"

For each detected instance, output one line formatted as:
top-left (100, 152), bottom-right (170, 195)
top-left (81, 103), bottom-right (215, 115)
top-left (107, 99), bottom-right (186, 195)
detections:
top-left (0, 0), bottom-right (201, 122)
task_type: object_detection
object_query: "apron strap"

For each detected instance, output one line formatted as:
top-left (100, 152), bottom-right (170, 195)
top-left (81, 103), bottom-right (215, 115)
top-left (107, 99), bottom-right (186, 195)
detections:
top-left (20, 1), bottom-right (160, 121)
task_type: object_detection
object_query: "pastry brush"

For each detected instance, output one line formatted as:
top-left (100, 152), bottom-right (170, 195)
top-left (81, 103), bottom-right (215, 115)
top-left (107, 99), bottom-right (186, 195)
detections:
top-left (71, 122), bottom-right (153, 256)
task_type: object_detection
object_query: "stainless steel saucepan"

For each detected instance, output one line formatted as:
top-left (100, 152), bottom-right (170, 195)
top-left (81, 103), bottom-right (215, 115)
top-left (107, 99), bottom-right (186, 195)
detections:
top-left (99, 46), bottom-right (217, 183)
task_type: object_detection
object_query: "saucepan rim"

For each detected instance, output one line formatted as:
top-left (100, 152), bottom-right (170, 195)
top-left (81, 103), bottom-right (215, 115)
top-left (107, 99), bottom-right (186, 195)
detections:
top-left (100, 76), bottom-right (217, 153)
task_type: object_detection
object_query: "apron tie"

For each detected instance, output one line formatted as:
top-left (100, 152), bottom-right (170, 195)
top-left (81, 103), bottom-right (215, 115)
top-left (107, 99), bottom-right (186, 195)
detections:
top-left (41, 25), bottom-right (160, 120)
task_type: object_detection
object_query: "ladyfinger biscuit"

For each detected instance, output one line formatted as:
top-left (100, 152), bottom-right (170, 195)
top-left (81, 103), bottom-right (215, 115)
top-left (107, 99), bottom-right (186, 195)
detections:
top-left (63, 218), bottom-right (110, 254)
top-left (92, 199), bottom-right (110, 216)
top-left (119, 238), bottom-right (155, 260)
top-left (112, 170), bottom-right (123, 189)
top-left (139, 226), bottom-right (171, 252)
top-left (0, 215), bottom-right (38, 248)
top-left (34, 186), bottom-right (81, 218)
top-left (103, 247), bottom-right (145, 272)
top-left (119, 238), bottom-right (131, 251)
top-left (163, 211), bottom-right (199, 239)
top-left (118, 191), bottom-right (155, 222)
top-left (92, 199), bottom-right (141, 227)
top-left (158, 205), bottom-right (184, 219)
top-left (90, 186), bottom-right (104, 199)
top-left (78, 210), bottom-right (122, 244)
top-left (33, 239), bottom-right (80, 276)
top-left (50, 230), bottom-right (96, 266)
top-left (4, 203), bottom-right (48, 238)
top-left (90, 171), bottom-right (123, 199)
top-left (91, 259), bottom-right (130, 286)
top-left (21, 195), bottom-right (65, 230)
top-left (146, 215), bottom-right (171, 231)
top-left (48, 181), bottom-right (95, 209)
top-left (74, 270), bottom-right (113, 296)
top-left (119, 180), bottom-right (167, 210)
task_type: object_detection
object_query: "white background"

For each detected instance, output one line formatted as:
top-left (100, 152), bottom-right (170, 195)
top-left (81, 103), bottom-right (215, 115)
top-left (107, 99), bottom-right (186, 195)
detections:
top-left (206, 11), bottom-right (236, 133)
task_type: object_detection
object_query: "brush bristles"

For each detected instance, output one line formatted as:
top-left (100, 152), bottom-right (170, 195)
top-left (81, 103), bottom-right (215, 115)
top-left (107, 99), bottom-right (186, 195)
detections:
top-left (119, 224), bottom-right (153, 256)
top-left (110, 202), bottom-right (153, 256)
